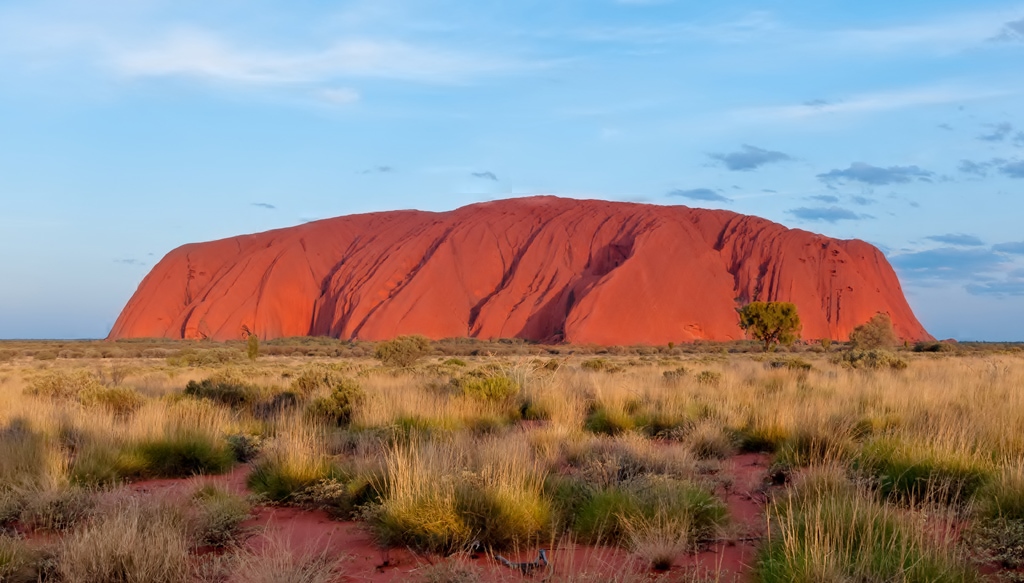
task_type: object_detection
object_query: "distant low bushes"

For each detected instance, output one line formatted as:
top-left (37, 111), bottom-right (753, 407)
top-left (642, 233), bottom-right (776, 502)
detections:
top-left (835, 349), bottom-right (908, 370)
top-left (374, 336), bottom-right (432, 367)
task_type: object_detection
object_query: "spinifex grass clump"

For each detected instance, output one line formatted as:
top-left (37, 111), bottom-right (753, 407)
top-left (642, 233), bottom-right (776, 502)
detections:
top-left (968, 462), bottom-right (1024, 569)
top-left (756, 467), bottom-right (977, 583)
top-left (56, 497), bottom-right (192, 583)
top-left (190, 483), bottom-right (252, 548)
top-left (571, 476), bottom-right (726, 547)
top-left (856, 438), bottom-right (992, 506)
top-left (370, 437), bottom-right (551, 553)
top-left (0, 535), bottom-right (43, 583)
top-left (184, 370), bottom-right (263, 408)
top-left (248, 425), bottom-right (343, 502)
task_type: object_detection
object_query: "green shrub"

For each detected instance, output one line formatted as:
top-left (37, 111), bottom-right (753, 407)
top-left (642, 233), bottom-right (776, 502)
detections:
top-left (19, 487), bottom-right (96, 532)
top-left (968, 518), bottom-right (1024, 569)
top-left (442, 358), bottom-right (467, 367)
top-left (695, 370), bottom-right (722, 386)
top-left (294, 475), bottom-right (380, 520)
top-left (25, 370), bottom-right (103, 399)
top-left (183, 374), bottom-right (259, 408)
top-left (581, 358), bottom-right (622, 373)
top-left (135, 432), bottom-right (235, 479)
top-left (837, 349), bottom-right (908, 370)
top-left (191, 484), bottom-right (252, 548)
top-left (305, 377), bottom-right (364, 427)
top-left (584, 407), bottom-right (635, 436)
top-left (79, 386), bottom-right (145, 416)
top-left (662, 367), bottom-right (688, 383)
top-left (290, 363), bottom-right (349, 395)
top-left (914, 341), bottom-right (956, 353)
top-left (452, 373), bottom-right (519, 402)
top-left (226, 433), bottom-right (265, 463)
top-left (849, 313), bottom-right (898, 350)
top-left (374, 336), bottom-right (432, 367)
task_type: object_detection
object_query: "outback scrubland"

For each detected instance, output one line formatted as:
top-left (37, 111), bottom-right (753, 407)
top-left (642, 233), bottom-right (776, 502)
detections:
top-left (0, 337), bottom-right (1023, 582)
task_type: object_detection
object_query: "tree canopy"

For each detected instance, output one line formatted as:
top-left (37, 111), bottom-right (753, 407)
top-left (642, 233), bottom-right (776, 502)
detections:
top-left (738, 302), bottom-right (802, 351)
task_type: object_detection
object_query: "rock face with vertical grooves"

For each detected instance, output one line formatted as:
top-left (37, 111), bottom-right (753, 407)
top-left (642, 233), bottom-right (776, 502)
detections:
top-left (108, 196), bottom-right (930, 344)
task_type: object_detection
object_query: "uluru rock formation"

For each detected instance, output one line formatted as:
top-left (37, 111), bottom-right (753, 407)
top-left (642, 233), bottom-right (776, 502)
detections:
top-left (109, 196), bottom-right (930, 345)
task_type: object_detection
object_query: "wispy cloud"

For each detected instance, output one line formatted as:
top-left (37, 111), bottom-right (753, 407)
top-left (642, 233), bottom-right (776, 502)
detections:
top-left (1001, 160), bottom-right (1024, 178)
top-left (471, 171), bottom-right (498, 181)
top-left (994, 241), bottom-right (1024, 254)
top-left (360, 165), bottom-right (394, 174)
top-left (891, 247), bottom-right (1010, 281)
top-left (977, 121), bottom-right (1014, 142)
top-left (111, 29), bottom-right (526, 85)
top-left (991, 17), bottom-right (1024, 41)
top-left (251, 202), bottom-right (276, 209)
top-left (818, 162), bottom-right (933, 186)
top-left (787, 206), bottom-right (868, 222)
top-left (708, 144), bottom-right (792, 171)
top-left (926, 233), bottom-right (985, 246)
top-left (736, 85), bottom-right (1011, 122)
top-left (667, 188), bottom-right (730, 202)
top-left (810, 194), bottom-right (840, 203)
top-left (318, 87), bottom-right (360, 105)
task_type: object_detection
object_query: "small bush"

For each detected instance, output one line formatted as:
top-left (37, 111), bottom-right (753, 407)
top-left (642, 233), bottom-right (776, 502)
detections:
top-left (837, 349), bottom-right (908, 370)
top-left (695, 370), bottom-right (722, 386)
top-left (227, 433), bottom-right (265, 463)
top-left (183, 374), bottom-right (260, 408)
top-left (662, 367), bottom-right (687, 384)
top-left (79, 385), bottom-right (145, 416)
top-left (19, 487), bottom-right (96, 532)
top-left (914, 341), bottom-right (956, 353)
top-left (191, 484), bottom-right (252, 548)
top-left (849, 313), bottom-right (898, 350)
top-left (305, 377), bottom-right (363, 427)
top-left (442, 358), bottom-right (468, 367)
top-left (25, 370), bottom-right (103, 399)
top-left (374, 336), bottom-right (432, 367)
top-left (452, 372), bottom-right (519, 402)
top-left (685, 421), bottom-right (735, 460)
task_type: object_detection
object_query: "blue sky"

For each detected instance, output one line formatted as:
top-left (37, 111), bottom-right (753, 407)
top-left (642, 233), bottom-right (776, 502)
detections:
top-left (1, 0), bottom-right (1023, 340)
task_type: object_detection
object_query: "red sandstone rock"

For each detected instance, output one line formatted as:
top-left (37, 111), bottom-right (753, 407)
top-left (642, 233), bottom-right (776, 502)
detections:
top-left (108, 196), bottom-right (930, 344)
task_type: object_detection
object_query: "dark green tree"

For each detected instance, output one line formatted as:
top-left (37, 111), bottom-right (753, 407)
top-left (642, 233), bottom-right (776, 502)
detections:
top-left (738, 301), bottom-right (802, 352)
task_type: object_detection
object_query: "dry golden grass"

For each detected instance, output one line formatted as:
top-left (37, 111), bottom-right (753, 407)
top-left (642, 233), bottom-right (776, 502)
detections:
top-left (1, 342), bottom-right (1022, 580)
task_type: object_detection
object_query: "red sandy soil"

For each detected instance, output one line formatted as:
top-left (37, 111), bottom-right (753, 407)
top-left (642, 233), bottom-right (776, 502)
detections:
top-left (108, 196), bottom-right (930, 345)
top-left (114, 453), bottom-right (771, 582)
